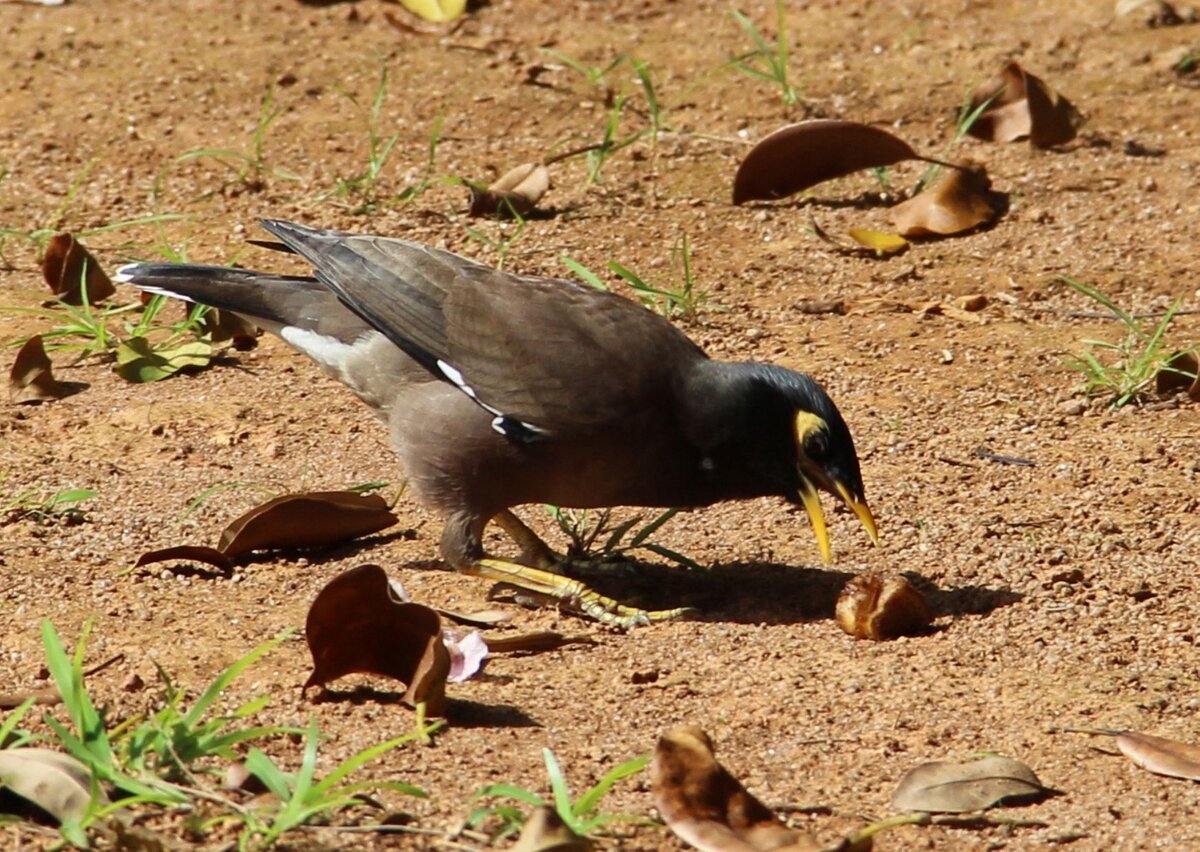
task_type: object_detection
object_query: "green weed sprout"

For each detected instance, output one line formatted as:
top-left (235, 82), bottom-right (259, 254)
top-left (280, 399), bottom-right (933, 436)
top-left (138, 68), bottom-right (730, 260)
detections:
top-left (1060, 276), bottom-right (1197, 407)
top-left (467, 748), bottom-right (651, 840)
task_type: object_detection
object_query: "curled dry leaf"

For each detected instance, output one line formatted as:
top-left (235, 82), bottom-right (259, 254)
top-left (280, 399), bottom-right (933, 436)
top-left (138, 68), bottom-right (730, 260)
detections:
top-left (1115, 730), bottom-right (1200, 781)
top-left (733, 120), bottom-right (921, 204)
top-left (967, 62), bottom-right (1083, 148)
top-left (305, 564), bottom-right (450, 716)
top-left (218, 490), bottom-right (397, 556)
top-left (891, 165), bottom-right (1002, 237)
top-left (836, 572), bottom-right (933, 640)
top-left (469, 163), bottom-right (550, 218)
top-left (510, 806), bottom-right (594, 852)
top-left (9, 335), bottom-right (70, 404)
top-left (1154, 350), bottom-right (1200, 400)
top-left (0, 747), bottom-right (103, 825)
top-left (892, 755), bottom-right (1052, 813)
top-left (115, 336), bottom-right (213, 383)
top-left (42, 233), bottom-right (115, 304)
top-left (135, 490), bottom-right (398, 568)
top-left (651, 726), bottom-right (819, 852)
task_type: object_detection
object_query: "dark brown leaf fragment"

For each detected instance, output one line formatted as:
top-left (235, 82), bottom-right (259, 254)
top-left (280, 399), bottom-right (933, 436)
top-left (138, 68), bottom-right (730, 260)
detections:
top-left (202, 308), bottom-right (259, 349)
top-left (9, 335), bottom-right (70, 404)
top-left (651, 726), bottom-right (819, 851)
top-left (967, 62), bottom-right (1083, 148)
top-left (304, 564), bottom-right (449, 715)
top-left (134, 545), bottom-right (235, 571)
top-left (42, 233), bottom-right (115, 304)
top-left (218, 491), bottom-right (397, 557)
top-left (1154, 350), bottom-right (1200, 400)
top-left (733, 120), bottom-right (920, 204)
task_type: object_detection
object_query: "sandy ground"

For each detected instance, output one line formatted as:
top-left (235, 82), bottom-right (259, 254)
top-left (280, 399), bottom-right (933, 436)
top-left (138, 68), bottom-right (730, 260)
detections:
top-left (1, 0), bottom-right (1199, 848)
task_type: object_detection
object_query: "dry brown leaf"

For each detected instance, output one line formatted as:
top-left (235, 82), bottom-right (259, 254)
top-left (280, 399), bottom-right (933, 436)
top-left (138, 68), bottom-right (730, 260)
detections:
top-left (733, 120), bottom-right (923, 204)
top-left (41, 233), bottom-right (115, 304)
top-left (134, 545), bottom-right (235, 571)
top-left (892, 755), bottom-right (1051, 813)
top-left (202, 308), bottom-right (259, 349)
top-left (967, 62), bottom-right (1083, 148)
top-left (218, 491), bottom-right (398, 557)
top-left (1115, 731), bottom-right (1200, 780)
top-left (9, 335), bottom-right (71, 404)
top-left (890, 165), bottom-right (1001, 237)
top-left (305, 564), bottom-right (450, 715)
top-left (836, 572), bottom-right (933, 640)
top-left (651, 726), bottom-right (819, 852)
top-left (468, 163), bottom-right (550, 218)
top-left (510, 806), bottom-right (594, 852)
top-left (1154, 350), bottom-right (1200, 400)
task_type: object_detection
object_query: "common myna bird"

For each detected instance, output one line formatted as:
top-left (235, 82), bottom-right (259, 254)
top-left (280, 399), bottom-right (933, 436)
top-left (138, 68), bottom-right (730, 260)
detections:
top-left (115, 220), bottom-right (878, 626)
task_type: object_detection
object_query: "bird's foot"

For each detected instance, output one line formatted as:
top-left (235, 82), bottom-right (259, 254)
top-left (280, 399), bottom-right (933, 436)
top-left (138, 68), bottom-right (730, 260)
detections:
top-left (471, 558), bottom-right (693, 628)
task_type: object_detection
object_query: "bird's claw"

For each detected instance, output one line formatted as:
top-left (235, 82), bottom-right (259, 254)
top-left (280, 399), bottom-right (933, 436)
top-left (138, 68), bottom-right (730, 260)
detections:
top-left (473, 558), bottom-right (694, 628)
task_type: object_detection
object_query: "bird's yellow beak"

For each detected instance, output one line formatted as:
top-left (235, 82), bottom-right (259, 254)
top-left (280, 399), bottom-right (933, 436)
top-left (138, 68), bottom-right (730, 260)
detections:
top-left (835, 481), bottom-right (880, 546)
top-left (798, 477), bottom-right (832, 564)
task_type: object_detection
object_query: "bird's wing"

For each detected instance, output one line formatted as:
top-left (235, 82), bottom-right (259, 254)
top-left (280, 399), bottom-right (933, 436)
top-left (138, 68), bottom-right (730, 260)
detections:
top-left (260, 219), bottom-right (706, 437)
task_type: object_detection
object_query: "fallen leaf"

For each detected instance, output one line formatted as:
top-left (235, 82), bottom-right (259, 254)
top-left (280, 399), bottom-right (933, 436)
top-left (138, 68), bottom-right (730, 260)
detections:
top-left (1154, 350), bottom-right (1200, 400)
top-left (134, 545), bottom-right (235, 571)
top-left (41, 233), bottom-right (115, 304)
top-left (397, 0), bottom-right (465, 23)
top-left (847, 227), bottom-right (909, 256)
top-left (1115, 730), bottom-right (1200, 781)
top-left (892, 755), bottom-right (1052, 813)
top-left (967, 62), bottom-right (1083, 148)
top-left (483, 631), bottom-right (593, 654)
top-left (651, 726), bottom-right (819, 852)
top-left (219, 491), bottom-right (398, 556)
top-left (836, 572), bottom-right (933, 640)
top-left (115, 336), bottom-right (213, 383)
top-left (733, 120), bottom-right (924, 204)
top-left (202, 308), bottom-right (259, 349)
top-left (468, 163), bottom-right (550, 218)
top-left (0, 747), bottom-right (102, 825)
top-left (510, 806), bottom-right (594, 852)
top-left (891, 164), bottom-right (1002, 237)
top-left (305, 564), bottom-right (450, 715)
top-left (8, 335), bottom-right (70, 404)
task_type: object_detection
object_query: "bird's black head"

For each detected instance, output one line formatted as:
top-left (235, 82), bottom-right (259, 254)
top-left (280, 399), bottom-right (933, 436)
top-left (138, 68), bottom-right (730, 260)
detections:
top-left (694, 363), bottom-right (878, 563)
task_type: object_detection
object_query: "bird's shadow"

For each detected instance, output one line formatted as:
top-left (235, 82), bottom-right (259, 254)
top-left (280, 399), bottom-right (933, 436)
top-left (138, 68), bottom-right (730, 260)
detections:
top-left (307, 685), bottom-right (537, 728)
top-left (544, 559), bottom-right (1023, 627)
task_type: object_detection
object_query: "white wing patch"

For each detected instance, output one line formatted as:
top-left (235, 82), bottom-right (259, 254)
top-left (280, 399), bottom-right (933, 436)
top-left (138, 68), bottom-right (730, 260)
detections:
top-left (280, 326), bottom-right (372, 373)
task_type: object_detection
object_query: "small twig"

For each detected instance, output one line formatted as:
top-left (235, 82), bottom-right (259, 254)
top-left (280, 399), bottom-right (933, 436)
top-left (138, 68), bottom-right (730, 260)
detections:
top-left (0, 652), bottom-right (124, 708)
top-left (973, 447), bottom-right (1035, 467)
top-left (543, 142), bottom-right (608, 166)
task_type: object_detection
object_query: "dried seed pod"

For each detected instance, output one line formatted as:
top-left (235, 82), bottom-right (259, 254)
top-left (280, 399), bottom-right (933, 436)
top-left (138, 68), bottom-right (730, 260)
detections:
top-left (836, 572), bottom-right (933, 640)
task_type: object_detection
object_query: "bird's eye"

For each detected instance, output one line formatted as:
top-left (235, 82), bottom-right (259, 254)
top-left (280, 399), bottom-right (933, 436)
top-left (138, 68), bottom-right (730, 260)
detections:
top-left (805, 431), bottom-right (829, 460)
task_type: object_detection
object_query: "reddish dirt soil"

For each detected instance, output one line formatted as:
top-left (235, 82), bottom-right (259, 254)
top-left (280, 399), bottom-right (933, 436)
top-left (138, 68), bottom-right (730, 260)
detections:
top-left (2, 0), bottom-right (1199, 849)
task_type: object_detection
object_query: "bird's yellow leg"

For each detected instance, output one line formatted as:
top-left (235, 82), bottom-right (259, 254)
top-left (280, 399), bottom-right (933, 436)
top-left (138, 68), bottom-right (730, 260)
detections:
top-left (491, 510), bottom-right (560, 570)
top-left (466, 558), bottom-right (692, 629)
